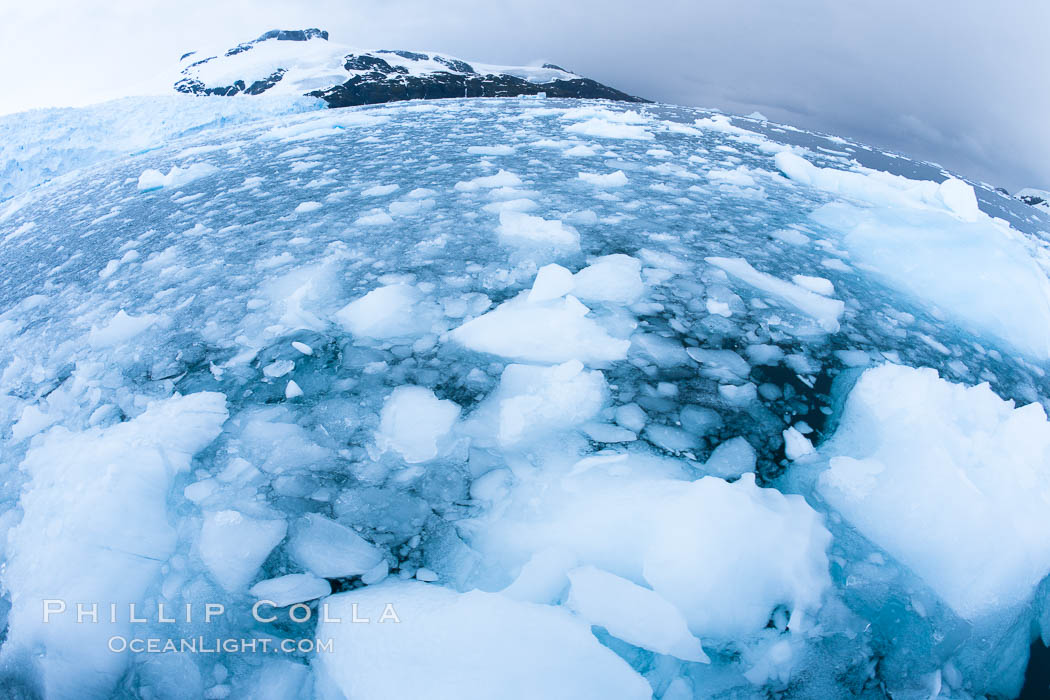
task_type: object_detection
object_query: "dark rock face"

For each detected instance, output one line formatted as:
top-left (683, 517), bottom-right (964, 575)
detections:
top-left (1020, 194), bottom-right (1047, 207)
top-left (175, 69), bottom-right (287, 97)
top-left (174, 29), bottom-right (648, 106)
top-left (311, 72), bottom-right (646, 108)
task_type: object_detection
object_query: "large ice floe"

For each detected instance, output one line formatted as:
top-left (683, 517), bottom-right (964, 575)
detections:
top-left (0, 95), bottom-right (1049, 700)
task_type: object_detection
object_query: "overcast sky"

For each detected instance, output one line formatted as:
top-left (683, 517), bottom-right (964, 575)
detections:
top-left (3, 0), bottom-right (1047, 191)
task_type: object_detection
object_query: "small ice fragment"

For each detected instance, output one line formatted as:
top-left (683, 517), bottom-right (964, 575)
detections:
top-left (791, 274), bottom-right (835, 296)
top-left (249, 573), bottom-right (331, 607)
top-left (567, 565), bottom-right (710, 663)
top-left (528, 264), bottom-right (575, 303)
top-left (294, 201), bottom-right (322, 213)
top-left (288, 513), bottom-right (384, 579)
top-left (199, 510), bottom-right (287, 592)
top-left (375, 386), bottom-right (460, 463)
top-left (782, 427), bottom-right (816, 460)
top-left (578, 170), bottom-right (629, 188)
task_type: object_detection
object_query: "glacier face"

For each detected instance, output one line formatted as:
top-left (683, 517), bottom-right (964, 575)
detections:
top-left (0, 96), bottom-right (1049, 699)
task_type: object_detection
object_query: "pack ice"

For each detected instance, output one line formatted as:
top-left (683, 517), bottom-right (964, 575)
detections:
top-left (0, 94), bottom-right (1049, 700)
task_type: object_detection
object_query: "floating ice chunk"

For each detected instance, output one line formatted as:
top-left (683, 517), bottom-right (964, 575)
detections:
top-left (199, 509), bottom-right (288, 592)
top-left (467, 145), bottom-right (515, 156)
top-left (718, 382), bottom-right (758, 405)
top-left (679, 405), bottom-right (722, 436)
top-left (11, 404), bottom-right (56, 442)
top-left (474, 471), bottom-right (831, 641)
top-left (1, 392), bottom-right (228, 699)
top-left (818, 364), bottom-right (1050, 619)
top-left (791, 274), bottom-right (834, 296)
top-left (137, 162), bottom-right (218, 191)
top-left (686, 348), bottom-right (751, 383)
top-left (496, 210), bottom-right (580, 254)
top-left (284, 380), bottom-right (304, 399)
top-left (782, 427), bottom-right (815, 460)
top-left (630, 333), bottom-right (691, 367)
top-left (643, 474), bottom-right (832, 638)
top-left (291, 341), bottom-right (313, 355)
top-left (775, 151), bottom-right (982, 222)
top-left (355, 209), bottom-right (394, 226)
top-left (745, 343), bottom-right (785, 365)
top-left (572, 254), bottom-right (644, 304)
top-left (294, 200), bottom-right (322, 213)
top-left (466, 360), bottom-right (606, 447)
top-left (455, 169), bottom-right (523, 191)
top-left (375, 386), bottom-right (461, 463)
top-left (362, 183), bottom-right (399, 196)
top-left (481, 198), bottom-right (537, 215)
top-left (580, 422), bottom-right (637, 443)
top-left (263, 359), bottom-right (295, 378)
top-left (415, 568), bottom-right (439, 582)
top-left (615, 403), bottom-right (648, 432)
top-left (567, 566), bottom-right (709, 663)
top-left (706, 299), bottom-right (731, 317)
top-left (936, 177), bottom-right (981, 219)
top-left (335, 284), bottom-right (425, 339)
top-left (770, 227), bottom-right (810, 245)
top-left (528, 263), bottom-right (575, 303)
top-left (389, 198), bottom-right (433, 216)
top-left (703, 436), bottom-right (757, 479)
top-left (315, 581), bottom-right (651, 700)
top-left (239, 658), bottom-right (313, 700)
top-left (812, 201), bottom-right (1050, 360)
top-left (564, 144), bottom-right (598, 157)
top-left (88, 309), bottom-right (160, 347)
top-left (578, 170), bottom-right (628, 188)
top-left (450, 294), bottom-right (629, 365)
top-left (249, 573), bottom-right (331, 607)
top-left (706, 256), bottom-right (844, 332)
top-left (707, 167), bottom-right (756, 187)
top-left (288, 513), bottom-right (384, 579)
top-left (565, 119), bottom-right (653, 140)
top-left (644, 424), bottom-right (697, 452)
top-left (501, 547), bottom-right (579, 603)
top-left (834, 349), bottom-right (870, 367)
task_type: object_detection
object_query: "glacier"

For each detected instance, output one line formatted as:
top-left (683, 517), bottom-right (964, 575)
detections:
top-left (0, 94), bottom-right (1049, 699)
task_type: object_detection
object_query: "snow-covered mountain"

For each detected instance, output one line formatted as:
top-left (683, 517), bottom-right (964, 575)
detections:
top-left (175, 28), bottom-right (647, 106)
top-left (1018, 187), bottom-right (1050, 213)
